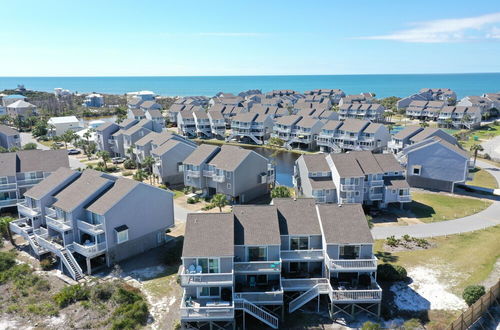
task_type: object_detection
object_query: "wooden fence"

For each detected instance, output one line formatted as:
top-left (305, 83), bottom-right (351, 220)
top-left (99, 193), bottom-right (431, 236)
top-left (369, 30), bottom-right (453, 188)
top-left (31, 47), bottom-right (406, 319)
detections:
top-left (448, 280), bottom-right (500, 330)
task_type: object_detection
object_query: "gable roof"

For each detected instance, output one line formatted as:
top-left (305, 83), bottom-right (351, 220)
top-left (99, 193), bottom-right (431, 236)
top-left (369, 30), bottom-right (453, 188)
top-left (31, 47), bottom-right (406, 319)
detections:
top-left (208, 145), bottom-right (256, 171)
top-left (86, 177), bottom-right (140, 215)
top-left (317, 204), bottom-right (373, 244)
top-left (274, 198), bottom-right (322, 236)
top-left (301, 154), bottom-right (330, 173)
top-left (233, 205), bottom-right (281, 245)
top-left (183, 213), bottom-right (234, 258)
top-left (0, 124), bottom-right (18, 136)
top-left (24, 167), bottom-right (78, 200)
top-left (183, 144), bottom-right (219, 166)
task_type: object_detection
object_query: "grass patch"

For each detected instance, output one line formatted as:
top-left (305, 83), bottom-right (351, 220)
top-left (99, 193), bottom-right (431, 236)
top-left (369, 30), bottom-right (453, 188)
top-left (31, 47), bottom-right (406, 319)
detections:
top-left (375, 225), bottom-right (500, 295)
top-left (468, 168), bottom-right (498, 189)
top-left (170, 189), bottom-right (184, 199)
top-left (460, 122), bottom-right (500, 150)
top-left (410, 192), bottom-right (491, 223)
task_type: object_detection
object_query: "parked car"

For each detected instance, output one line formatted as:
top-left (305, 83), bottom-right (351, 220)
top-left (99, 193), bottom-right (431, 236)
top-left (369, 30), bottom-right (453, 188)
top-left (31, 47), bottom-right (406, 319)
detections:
top-left (112, 157), bottom-right (127, 164)
top-left (67, 149), bottom-right (80, 155)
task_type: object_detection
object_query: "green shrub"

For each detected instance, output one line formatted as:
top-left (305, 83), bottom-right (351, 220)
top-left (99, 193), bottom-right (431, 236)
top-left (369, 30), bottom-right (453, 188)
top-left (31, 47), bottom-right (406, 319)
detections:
top-left (0, 263), bottom-right (32, 285)
top-left (123, 159), bottom-right (136, 169)
top-left (202, 203), bottom-right (215, 211)
top-left (91, 283), bottom-right (115, 302)
top-left (402, 234), bottom-right (411, 242)
top-left (182, 187), bottom-right (192, 194)
top-left (111, 300), bottom-right (149, 330)
top-left (173, 320), bottom-right (181, 330)
top-left (414, 238), bottom-right (429, 248)
top-left (122, 171), bottom-right (133, 177)
top-left (53, 285), bottom-right (90, 308)
top-left (40, 258), bottom-right (54, 271)
top-left (187, 197), bottom-right (200, 204)
top-left (0, 251), bottom-right (16, 272)
top-left (377, 263), bottom-right (407, 281)
top-left (361, 321), bottom-right (381, 330)
top-left (27, 302), bottom-right (59, 316)
top-left (6, 304), bottom-right (21, 313)
top-left (463, 285), bottom-right (485, 306)
top-left (386, 235), bottom-right (399, 247)
top-left (402, 318), bottom-right (424, 329)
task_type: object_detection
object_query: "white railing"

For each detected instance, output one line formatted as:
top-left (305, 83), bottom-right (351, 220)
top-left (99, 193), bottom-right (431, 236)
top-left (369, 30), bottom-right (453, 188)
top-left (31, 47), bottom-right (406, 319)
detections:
top-left (179, 268), bottom-right (233, 286)
top-left (0, 199), bottom-right (19, 207)
top-left (370, 180), bottom-right (384, 187)
top-left (35, 234), bottom-right (63, 254)
top-left (45, 207), bottom-right (56, 217)
top-left (212, 175), bottom-right (225, 182)
top-left (16, 178), bottom-right (43, 186)
top-left (280, 249), bottom-right (324, 261)
top-left (234, 291), bottom-right (283, 304)
top-left (77, 220), bottom-right (104, 234)
top-left (60, 245), bottom-right (84, 280)
top-left (369, 193), bottom-right (383, 200)
top-left (234, 298), bottom-right (279, 329)
top-left (289, 282), bottom-right (331, 313)
top-left (340, 198), bottom-right (356, 204)
top-left (398, 195), bottom-right (412, 202)
top-left (234, 261), bottom-right (281, 274)
top-left (330, 258), bottom-right (378, 271)
top-left (340, 184), bottom-right (358, 191)
top-left (180, 294), bottom-right (234, 320)
top-left (17, 201), bottom-right (40, 217)
top-left (203, 170), bottom-right (214, 177)
top-left (281, 278), bottom-right (329, 291)
top-left (9, 218), bottom-right (31, 237)
top-left (185, 170), bottom-right (200, 178)
top-left (0, 183), bottom-right (17, 191)
top-left (46, 216), bottom-right (72, 231)
top-left (72, 242), bottom-right (106, 257)
top-left (330, 288), bottom-right (382, 302)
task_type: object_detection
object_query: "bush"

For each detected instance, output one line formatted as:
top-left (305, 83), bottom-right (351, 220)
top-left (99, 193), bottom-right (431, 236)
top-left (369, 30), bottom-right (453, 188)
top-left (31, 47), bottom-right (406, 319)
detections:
top-left (53, 285), bottom-right (90, 308)
top-left (402, 234), bottom-right (411, 242)
top-left (361, 321), bottom-right (381, 330)
top-left (202, 203), bottom-right (215, 211)
top-left (187, 196), bottom-right (200, 204)
top-left (91, 283), bottom-right (115, 302)
top-left (123, 159), bottom-right (136, 169)
top-left (122, 171), bottom-right (133, 177)
top-left (111, 285), bottom-right (149, 330)
top-left (40, 258), bottom-right (54, 271)
top-left (402, 318), bottom-right (424, 329)
top-left (386, 235), bottom-right (399, 247)
top-left (164, 238), bottom-right (184, 266)
top-left (182, 187), bottom-right (192, 194)
top-left (27, 302), bottom-right (59, 316)
top-left (377, 263), bottom-right (407, 281)
top-left (463, 285), bottom-right (485, 306)
top-left (0, 252), bottom-right (16, 272)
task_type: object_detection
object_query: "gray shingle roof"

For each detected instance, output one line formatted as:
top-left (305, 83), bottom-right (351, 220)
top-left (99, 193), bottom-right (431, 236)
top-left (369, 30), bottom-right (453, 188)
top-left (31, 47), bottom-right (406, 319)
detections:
top-left (393, 126), bottom-right (422, 140)
top-left (86, 177), bottom-right (140, 215)
top-left (183, 213), bottom-right (234, 258)
top-left (94, 122), bottom-right (117, 132)
top-left (317, 204), bottom-right (373, 244)
top-left (147, 109), bottom-right (163, 118)
top-left (383, 177), bottom-right (410, 189)
top-left (24, 167), bottom-right (78, 200)
top-left (234, 205), bottom-right (281, 246)
top-left (0, 124), bottom-right (18, 136)
top-left (329, 153), bottom-right (364, 177)
top-left (373, 154), bottom-right (403, 173)
top-left (0, 150), bottom-right (70, 176)
top-left (309, 177), bottom-right (336, 190)
top-left (208, 145), bottom-right (255, 171)
top-left (152, 139), bottom-right (195, 157)
top-left (274, 198), bottom-right (322, 235)
top-left (363, 123), bottom-right (384, 134)
top-left (0, 152), bottom-right (18, 176)
top-left (339, 119), bottom-right (369, 133)
top-left (276, 115), bottom-right (301, 126)
top-left (301, 154), bottom-right (330, 173)
top-left (183, 144), bottom-right (219, 166)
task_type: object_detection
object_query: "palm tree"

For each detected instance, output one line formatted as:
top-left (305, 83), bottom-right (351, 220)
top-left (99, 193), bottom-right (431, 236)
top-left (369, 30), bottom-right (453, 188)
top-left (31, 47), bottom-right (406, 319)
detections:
top-left (470, 144), bottom-right (484, 167)
top-left (96, 150), bottom-right (110, 170)
top-left (211, 194), bottom-right (228, 212)
top-left (142, 156), bottom-right (155, 184)
top-left (133, 169), bottom-right (147, 182)
top-left (419, 121), bottom-right (429, 128)
top-left (61, 130), bottom-right (77, 149)
top-left (271, 186), bottom-right (291, 198)
top-left (82, 130), bottom-right (93, 159)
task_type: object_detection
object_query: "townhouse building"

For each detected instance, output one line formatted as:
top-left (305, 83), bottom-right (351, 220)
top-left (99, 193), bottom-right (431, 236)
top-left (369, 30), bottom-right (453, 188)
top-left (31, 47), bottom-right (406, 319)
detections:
top-left (304, 89), bottom-right (345, 105)
top-left (437, 106), bottom-right (482, 129)
top-left (338, 103), bottom-right (385, 122)
top-left (207, 110), bottom-right (226, 138)
top-left (228, 112), bottom-right (273, 145)
top-left (387, 126), bottom-right (457, 154)
top-left (271, 115), bottom-right (325, 150)
top-left (179, 199), bottom-right (381, 329)
top-left (294, 152), bottom-right (411, 208)
top-left (397, 137), bottom-right (470, 192)
top-left (106, 118), bottom-right (138, 157)
top-left (0, 124), bottom-right (21, 150)
top-left (316, 119), bottom-right (390, 153)
top-left (177, 111), bottom-right (197, 137)
top-left (0, 150), bottom-right (69, 212)
top-left (183, 144), bottom-right (274, 203)
top-left (405, 100), bottom-right (446, 120)
top-left (192, 110), bottom-right (212, 138)
top-left (398, 88), bottom-right (456, 110)
top-left (6, 100), bottom-right (37, 118)
top-left (458, 96), bottom-right (495, 116)
top-left (145, 109), bottom-right (166, 132)
top-left (121, 119), bottom-right (155, 158)
top-left (10, 168), bottom-right (174, 281)
top-left (338, 93), bottom-right (375, 106)
top-left (152, 139), bottom-right (197, 185)
top-left (127, 108), bottom-right (146, 121)
top-left (133, 131), bottom-right (179, 163)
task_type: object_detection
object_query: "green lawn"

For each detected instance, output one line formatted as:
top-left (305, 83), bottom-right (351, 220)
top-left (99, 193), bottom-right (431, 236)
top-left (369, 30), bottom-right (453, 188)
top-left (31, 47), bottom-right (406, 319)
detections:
top-left (409, 192), bottom-right (492, 223)
top-left (375, 225), bottom-right (500, 295)
top-left (460, 122), bottom-right (500, 150)
top-left (468, 168), bottom-right (498, 189)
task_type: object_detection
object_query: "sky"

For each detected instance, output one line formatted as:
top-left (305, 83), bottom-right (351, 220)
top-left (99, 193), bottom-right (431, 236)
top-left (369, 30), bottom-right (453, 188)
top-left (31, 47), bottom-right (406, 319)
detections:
top-left (1, 0), bottom-right (500, 76)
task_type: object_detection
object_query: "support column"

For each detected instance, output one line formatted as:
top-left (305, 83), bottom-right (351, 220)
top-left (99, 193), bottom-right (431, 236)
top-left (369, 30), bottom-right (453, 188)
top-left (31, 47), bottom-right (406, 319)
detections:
top-left (86, 257), bottom-right (91, 275)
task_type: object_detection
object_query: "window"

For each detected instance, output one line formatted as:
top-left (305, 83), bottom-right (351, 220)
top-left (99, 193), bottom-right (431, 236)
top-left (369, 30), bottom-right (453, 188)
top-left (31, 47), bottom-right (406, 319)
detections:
top-left (289, 262), bottom-right (308, 273)
top-left (290, 237), bottom-right (308, 250)
top-left (227, 183), bottom-right (231, 189)
top-left (248, 247), bottom-right (267, 261)
top-left (0, 177), bottom-right (7, 185)
top-left (412, 166), bottom-right (421, 175)
top-left (339, 245), bottom-right (360, 259)
top-left (196, 258), bottom-right (219, 273)
top-left (115, 225), bottom-right (129, 244)
top-left (200, 287), bottom-right (220, 297)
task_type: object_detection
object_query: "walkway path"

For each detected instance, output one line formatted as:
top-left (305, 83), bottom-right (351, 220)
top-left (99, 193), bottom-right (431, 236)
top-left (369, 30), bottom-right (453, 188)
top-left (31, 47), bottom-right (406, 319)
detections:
top-left (372, 160), bottom-right (500, 239)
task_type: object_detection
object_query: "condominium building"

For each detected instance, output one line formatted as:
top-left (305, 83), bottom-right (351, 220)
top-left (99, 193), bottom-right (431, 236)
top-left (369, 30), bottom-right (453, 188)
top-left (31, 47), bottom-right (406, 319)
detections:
top-left (10, 168), bottom-right (174, 281)
top-left (228, 112), bottom-right (274, 145)
top-left (0, 124), bottom-right (21, 150)
top-left (271, 115), bottom-right (325, 150)
top-left (437, 106), bottom-right (482, 129)
top-left (338, 103), bottom-right (385, 122)
top-left (0, 150), bottom-right (69, 211)
top-left (179, 199), bottom-right (381, 329)
top-left (183, 144), bottom-right (274, 203)
top-left (387, 127), bottom-right (458, 154)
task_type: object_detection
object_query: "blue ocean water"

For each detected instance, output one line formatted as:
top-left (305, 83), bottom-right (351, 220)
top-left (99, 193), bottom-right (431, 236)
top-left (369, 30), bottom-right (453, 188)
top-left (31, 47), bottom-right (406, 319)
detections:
top-left (0, 73), bottom-right (499, 98)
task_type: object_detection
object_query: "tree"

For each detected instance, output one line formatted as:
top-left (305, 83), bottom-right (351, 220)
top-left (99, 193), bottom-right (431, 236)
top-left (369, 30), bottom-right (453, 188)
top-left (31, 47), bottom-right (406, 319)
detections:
top-left (32, 120), bottom-right (48, 137)
top-left (82, 130), bottom-right (94, 159)
top-left (133, 169), bottom-right (147, 182)
top-left (96, 150), bottom-right (110, 170)
top-left (271, 186), bottom-right (291, 198)
top-left (23, 142), bottom-right (37, 150)
top-left (142, 156), bottom-right (156, 184)
top-left (0, 217), bottom-right (14, 244)
top-left (419, 121), bottom-right (429, 128)
top-left (470, 144), bottom-right (484, 167)
top-left (61, 130), bottom-right (78, 149)
top-left (211, 194), bottom-right (228, 212)
top-left (463, 285), bottom-right (485, 306)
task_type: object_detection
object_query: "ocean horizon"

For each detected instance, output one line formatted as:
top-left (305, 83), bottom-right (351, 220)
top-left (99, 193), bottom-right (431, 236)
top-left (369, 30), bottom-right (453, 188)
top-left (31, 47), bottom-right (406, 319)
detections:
top-left (1, 73), bottom-right (500, 98)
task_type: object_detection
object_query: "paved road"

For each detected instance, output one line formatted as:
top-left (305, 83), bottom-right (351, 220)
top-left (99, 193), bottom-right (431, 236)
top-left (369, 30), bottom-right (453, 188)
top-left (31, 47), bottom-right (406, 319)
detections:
top-left (20, 132), bottom-right (87, 170)
top-left (372, 160), bottom-right (500, 239)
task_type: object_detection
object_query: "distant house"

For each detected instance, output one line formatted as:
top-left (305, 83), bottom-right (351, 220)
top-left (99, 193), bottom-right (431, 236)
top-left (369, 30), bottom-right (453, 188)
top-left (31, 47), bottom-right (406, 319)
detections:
top-left (82, 93), bottom-right (104, 107)
top-left (387, 126), bottom-right (457, 154)
top-left (338, 103), bottom-right (385, 122)
top-left (338, 93), bottom-right (375, 106)
top-left (1, 94), bottom-right (26, 107)
top-left (152, 139), bottom-right (197, 185)
top-left (47, 116), bottom-right (83, 136)
top-left (437, 106), bottom-right (482, 129)
top-left (397, 88), bottom-right (456, 110)
top-left (9, 168), bottom-right (174, 280)
top-left (95, 122), bottom-right (120, 155)
top-left (457, 96), bottom-right (494, 116)
top-left (0, 124), bottom-right (21, 150)
top-left (183, 144), bottom-right (274, 203)
top-left (272, 115), bottom-right (324, 150)
top-left (6, 100), bottom-right (37, 118)
top-left (127, 108), bottom-right (146, 121)
top-left (398, 138), bottom-right (470, 192)
top-left (405, 100), bottom-right (446, 120)
top-left (177, 111), bottom-right (197, 138)
top-left (304, 88), bottom-right (345, 104)
top-left (228, 112), bottom-right (273, 145)
top-left (207, 110), bottom-right (226, 138)
top-left (0, 150), bottom-right (69, 211)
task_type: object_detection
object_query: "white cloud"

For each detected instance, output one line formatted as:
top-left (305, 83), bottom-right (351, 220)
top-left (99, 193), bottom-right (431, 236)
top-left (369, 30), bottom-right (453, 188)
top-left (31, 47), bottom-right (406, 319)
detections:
top-left (358, 12), bottom-right (500, 43)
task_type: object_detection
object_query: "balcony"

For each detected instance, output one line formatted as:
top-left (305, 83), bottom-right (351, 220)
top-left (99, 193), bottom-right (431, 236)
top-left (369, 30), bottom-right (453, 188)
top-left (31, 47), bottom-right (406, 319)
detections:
top-left (203, 170), bottom-right (215, 177)
top-left (72, 241), bottom-right (106, 257)
top-left (17, 178), bottom-right (43, 187)
top-left (234, 261), bottom-right (281, 274)
top-left (46, 216), bottom-right (73, 232)
top-left (369, 193), bottom-right (383, 200)
top-left (185, 170), bottom-right (201, 178)
top-left (0, 199), bottom-right (19, 208)
top-left (0, 183), bottom-right (17, 191)
top-left (340, 198), bottom-right (356, 204)
top-left (281, 278), bottom-right (329, 291)
top-left (178, 267), bottom-right (233, 287)
top-left (35, 233), bottom-right (64, 254)
top-left (280, 249), bottom-right (324, 262)
top-left (340, 184), bottom-right (358, 191)
top-left (180, 294), bottom-right (234, 321)
top-left (77, 219), bottom-right (104, 235)
top-left (330, 280), bottom-right (382, 303)
top-left (234, 291), bottom-right (283, 304)
top-left (398, 195), bottom-right (412, 202)
top-left (369, 180), bottom-right (384, 187)
top-left (9, 218), bottom-right (32, 237)
top-left (17, 201), bottom-right (41, 217)
top-left (213, 175), bottom-right (225, 183)
top-left (329, 258), bottom-right (378, 272)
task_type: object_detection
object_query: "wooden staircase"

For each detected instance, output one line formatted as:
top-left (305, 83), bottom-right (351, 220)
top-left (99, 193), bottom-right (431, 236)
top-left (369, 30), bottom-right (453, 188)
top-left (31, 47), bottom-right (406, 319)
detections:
top-left (234, 298), bottom-right (279, 329)
top-left (289, 282), bottom-right (332, 313)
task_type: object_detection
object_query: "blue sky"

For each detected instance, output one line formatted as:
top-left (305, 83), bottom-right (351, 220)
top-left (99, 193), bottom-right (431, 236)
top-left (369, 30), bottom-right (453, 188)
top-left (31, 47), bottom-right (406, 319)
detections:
top-left (2, 0), bottom-right (500, 76)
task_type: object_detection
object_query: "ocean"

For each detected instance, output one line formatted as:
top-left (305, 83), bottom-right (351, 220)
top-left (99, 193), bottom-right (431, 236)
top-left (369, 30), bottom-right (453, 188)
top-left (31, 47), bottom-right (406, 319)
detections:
top-left (1, 73), bottom-right (500, 98)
